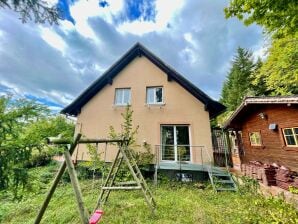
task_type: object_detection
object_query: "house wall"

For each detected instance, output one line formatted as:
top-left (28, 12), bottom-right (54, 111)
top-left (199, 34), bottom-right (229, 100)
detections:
top-left (74, 56), bottom-right (213, 164)
top-left (239, 104), bottom-right (298, 171)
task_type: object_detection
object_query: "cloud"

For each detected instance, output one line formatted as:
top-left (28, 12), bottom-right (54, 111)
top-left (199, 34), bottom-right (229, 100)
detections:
top-left (0, 0), bottom-right (265, 111)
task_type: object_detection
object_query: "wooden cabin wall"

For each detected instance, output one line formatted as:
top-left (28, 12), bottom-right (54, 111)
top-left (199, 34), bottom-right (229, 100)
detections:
top-left (239, 104), bottom-right (298, 171)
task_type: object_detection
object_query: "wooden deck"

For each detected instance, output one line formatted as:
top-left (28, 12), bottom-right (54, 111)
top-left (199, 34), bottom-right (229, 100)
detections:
top-left (156, 162), bottom-right (225, 172)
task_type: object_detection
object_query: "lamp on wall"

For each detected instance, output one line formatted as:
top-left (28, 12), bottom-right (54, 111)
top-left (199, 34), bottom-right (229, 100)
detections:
top-left (258, 112), bottom-right (267, 120)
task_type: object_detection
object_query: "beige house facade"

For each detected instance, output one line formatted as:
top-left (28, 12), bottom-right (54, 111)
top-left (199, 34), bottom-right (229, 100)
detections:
top-left (62, 43), bottom-right (225, 170)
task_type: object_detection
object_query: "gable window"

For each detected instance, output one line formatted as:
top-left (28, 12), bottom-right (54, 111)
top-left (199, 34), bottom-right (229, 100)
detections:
top-left (114, 88), bottom-right (131, 105)
top-left (146, 87), bottom-right (163, 104)
top-left (283, 128), bottom-right (298, 146)
top-left (249, 132), bottom-right (262, 146)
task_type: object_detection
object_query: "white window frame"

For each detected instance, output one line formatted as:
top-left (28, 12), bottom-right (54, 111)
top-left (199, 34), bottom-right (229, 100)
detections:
top-left (160, 125), bottom-right (191, 162)
top-left (146, 87), bottom-right (164, 105)
top-left (114, 88), bottom-right (131, 106)
top-left (249, 132), bottom-right (262, 146)
top-left (283, 127), bottom-right (298, 147)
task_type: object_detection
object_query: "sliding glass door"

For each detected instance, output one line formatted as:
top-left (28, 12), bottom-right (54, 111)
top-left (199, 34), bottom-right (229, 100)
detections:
top-left (161, 125), bottom-right (190, 162)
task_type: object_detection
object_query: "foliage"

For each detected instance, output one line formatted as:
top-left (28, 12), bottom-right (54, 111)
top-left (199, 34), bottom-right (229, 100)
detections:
top-left (224, 0), bottom-right (298, 38)
top-left (0, 95), bottom-right (48, 197)
top-left (109, 106), bottom-right (154, 181)
top-left (223, 0), bottom-right (298, 102)
top-left (218, 47), bottom-right (260, 125)
top-left (237, 175), bottom-right (259, 194)
top-left (220, 47), bottom-right (256, 112)
top-left (253, 35), bottom-right (298, 95)
top-left (1, 165), bottom-right (298, 223)
top-left (0, 95), bottom-right (74, 198)
top-left (24, 115), bottom-right (75, 158)
top-left (109, 106), bottom-right (139, 147)
top-left (289, 186), bottom-right (298, 194)
top-left (0, 0), bottom-right (60, 24)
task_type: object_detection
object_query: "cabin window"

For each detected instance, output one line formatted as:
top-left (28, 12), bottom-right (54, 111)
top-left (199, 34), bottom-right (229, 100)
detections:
top-left (146, 87), bottom-right (163, 104)
top-left (283, 128), bottom-right (298, 146)
top-left (249, 132), bottom-right (262, 146)
top-left (114, 88), bottom-right (131, 105)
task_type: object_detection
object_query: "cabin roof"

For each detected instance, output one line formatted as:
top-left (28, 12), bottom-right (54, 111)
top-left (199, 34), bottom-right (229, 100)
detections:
top-left (61, 43), bottom-right (225, 118)
top-left (223, 95), bottom-right (298, 129)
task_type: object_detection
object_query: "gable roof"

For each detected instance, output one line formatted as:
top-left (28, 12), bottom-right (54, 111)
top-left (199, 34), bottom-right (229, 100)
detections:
top-left (61, 43), bottom-right (225, 118)
top-left (223, 95), bottom-right (298, 129)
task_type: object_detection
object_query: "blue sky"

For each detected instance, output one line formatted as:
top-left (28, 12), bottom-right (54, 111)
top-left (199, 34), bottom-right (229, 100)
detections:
top-left (0, 0), bottom-right (266, 112)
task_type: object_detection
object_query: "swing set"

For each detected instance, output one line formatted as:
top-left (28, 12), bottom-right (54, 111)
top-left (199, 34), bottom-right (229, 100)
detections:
top-left (34, 133), bottom-right (156, 224)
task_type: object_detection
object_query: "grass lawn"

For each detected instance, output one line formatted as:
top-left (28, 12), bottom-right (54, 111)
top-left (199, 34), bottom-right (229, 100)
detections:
top-left (0, 164), bottom-right (297, 224)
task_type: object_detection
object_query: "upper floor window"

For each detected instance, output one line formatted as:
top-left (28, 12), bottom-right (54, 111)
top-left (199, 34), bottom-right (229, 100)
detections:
top-left (283, 128), bottom-right (298, 146)
top-left (249, 132), bottom-right (262, 146)
top-left (147, 87), bottom-right (163, 104)
top-left (114, 88), bottom-right (131, 105)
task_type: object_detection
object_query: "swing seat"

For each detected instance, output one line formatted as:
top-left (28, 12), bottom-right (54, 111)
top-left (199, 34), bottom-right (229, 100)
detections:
top-left (89, 210), bottom-right (104, 224)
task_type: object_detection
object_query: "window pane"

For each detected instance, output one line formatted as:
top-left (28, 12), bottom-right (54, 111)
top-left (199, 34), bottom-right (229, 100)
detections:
top-left (294, 128), bottom-right (298, 135)
top-left (176, 126), bottom-right (190, 161)
top-left (147, 88), bottom-right (154, 104)
top-left (250, 132), bottom-right (261, 145)
top-left (284, 129), bottom-right (293, 135)
top-left (115, 89), bottom-right (122, 104)
top-left (155, 87), bottom-right (163, 103)
top-left (286, 136), bottom-right (296, 145)
top-left (161, 126), bottom-right (175, 160)
top-left (123, 89), bottom-right (130, 104)
top-left (176, 126), bottom-right (189, 145)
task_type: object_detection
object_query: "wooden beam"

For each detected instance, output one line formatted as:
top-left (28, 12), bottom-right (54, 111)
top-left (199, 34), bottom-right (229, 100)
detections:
top-left (34, 134), bottom-right (82, 224)
top-left (64, 146), bottom-right (89, 224)
top-left (47, 137), bottom-right (126, 145)
top-left (102, 186), bottom-right (142, 190)
top-left (167, 75), bottom-right (172, 82)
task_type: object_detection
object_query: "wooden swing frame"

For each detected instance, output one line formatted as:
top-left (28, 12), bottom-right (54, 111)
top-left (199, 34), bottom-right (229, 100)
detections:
top-left (34, 133), bottom-right (156, 224)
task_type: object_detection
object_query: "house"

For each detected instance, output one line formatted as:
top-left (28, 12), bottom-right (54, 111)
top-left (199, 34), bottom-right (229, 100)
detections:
top-left (61, 43), bottom-right (225, 179)
top-left (224, 96), bottom-right (298, 172)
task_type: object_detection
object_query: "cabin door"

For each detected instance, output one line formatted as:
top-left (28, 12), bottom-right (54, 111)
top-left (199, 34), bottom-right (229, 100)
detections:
top-left (161, 125), bottom-right (190, 162)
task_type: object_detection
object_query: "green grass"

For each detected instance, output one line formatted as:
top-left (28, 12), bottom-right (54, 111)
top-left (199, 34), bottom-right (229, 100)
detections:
top-left (0, 164), bottom-right (298, 224)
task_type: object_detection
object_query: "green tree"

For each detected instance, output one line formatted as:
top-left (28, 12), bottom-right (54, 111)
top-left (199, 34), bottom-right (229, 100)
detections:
top-left (224, 0), bottom-right (298, 38)
top-left (220, 47), bottom-right (255, 112)
top-left (224, 0), bottom-right (298, 96)
top-left (0, 95), bottom-right (48, 195)
top-left (0, 95), bottom-right (74, 197)
top-left (23, 115), bottom-right (74, 154)
top-left (0, 0), bottom-right (60, 24)
top-left (253, 35), bottom-right (298, 95)
top-left (251, 57), bottom-right (269, 96)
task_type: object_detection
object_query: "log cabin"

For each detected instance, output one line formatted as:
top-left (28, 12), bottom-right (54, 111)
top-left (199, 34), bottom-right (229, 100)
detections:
top-left (224, 96), bottom-right (298, 172)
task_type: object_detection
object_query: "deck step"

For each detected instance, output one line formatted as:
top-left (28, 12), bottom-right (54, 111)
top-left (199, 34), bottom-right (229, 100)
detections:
top-left (212, 173), bottom-right (230, 177)
top-left (214, 179), bottom-right (234, 184)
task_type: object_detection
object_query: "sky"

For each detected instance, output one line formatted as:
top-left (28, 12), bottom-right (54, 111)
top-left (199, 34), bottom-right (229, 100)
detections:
top-left (0, 0), bottom-right (266, 112)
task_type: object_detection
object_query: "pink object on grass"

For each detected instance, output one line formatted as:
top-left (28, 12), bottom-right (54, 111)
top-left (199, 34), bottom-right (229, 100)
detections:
top-left (89, 210), bottom-right (104, 224)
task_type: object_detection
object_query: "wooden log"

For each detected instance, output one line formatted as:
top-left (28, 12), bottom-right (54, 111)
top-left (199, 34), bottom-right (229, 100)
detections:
top-left (115, 181), bottom-right (138, 186)
top-left (102, 186), bottom-right (142, 190)
top-left (47, 137), bottom-right (127, 145)
top-left (34, 134), bottom-right (82, 224)
top-left (64, 146), bottom-right (89, 224)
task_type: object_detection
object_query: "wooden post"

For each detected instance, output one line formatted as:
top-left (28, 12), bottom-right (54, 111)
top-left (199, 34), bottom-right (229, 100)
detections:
top-left (64, 147), bottom-right (89, 224)
top-left (34, 134), bottom-right (82, 224)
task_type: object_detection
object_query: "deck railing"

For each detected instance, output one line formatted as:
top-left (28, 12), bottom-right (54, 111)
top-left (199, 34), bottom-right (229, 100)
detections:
top-left (153, 145), bottom-right (214, 184)
top-left (155, 145), bottom-right (213, 167)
